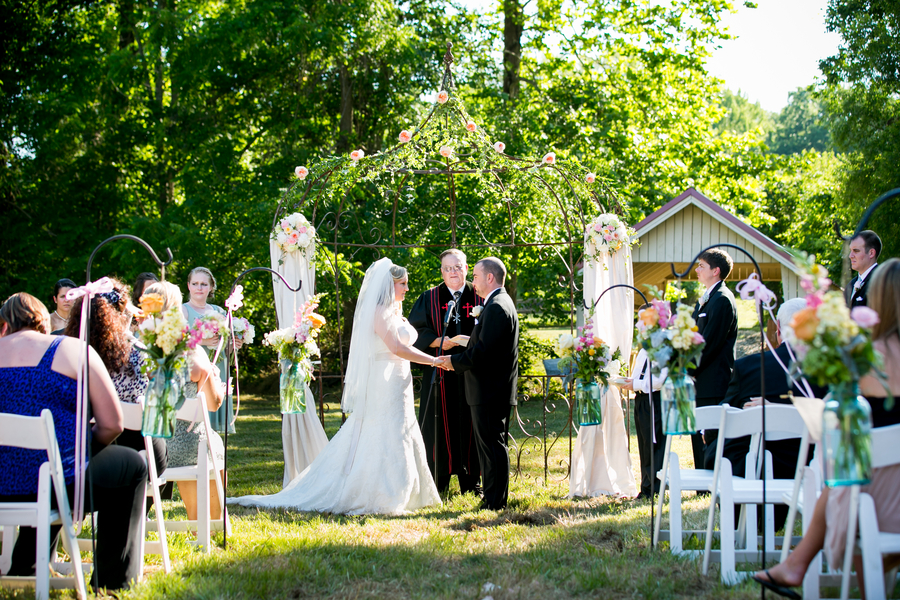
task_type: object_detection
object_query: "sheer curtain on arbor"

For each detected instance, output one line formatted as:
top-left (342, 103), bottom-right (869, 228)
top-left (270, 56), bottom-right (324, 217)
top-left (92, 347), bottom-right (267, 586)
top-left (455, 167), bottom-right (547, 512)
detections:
top-left (569, 249), bottom-right (638, 498)
top-left (270, 239), bottom-right (329, 487)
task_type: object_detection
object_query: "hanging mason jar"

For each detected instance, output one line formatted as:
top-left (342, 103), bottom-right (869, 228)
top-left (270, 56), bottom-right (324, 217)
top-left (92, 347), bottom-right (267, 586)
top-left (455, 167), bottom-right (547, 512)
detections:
top-left (142, 363), bottom-right (185, 438)
top-left (575, 378), bottom-right (604, 426)
top-left (661, 369), bottom-right (697, 435)
top-left (280, 357), bottom-right (308, 414)
top-left (823, 382), bottom-right (873, 487)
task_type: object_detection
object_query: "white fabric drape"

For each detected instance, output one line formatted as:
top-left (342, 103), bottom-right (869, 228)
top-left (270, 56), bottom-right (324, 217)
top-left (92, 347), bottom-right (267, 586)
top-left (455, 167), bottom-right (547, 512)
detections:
top-left (270, 238), bottom-right (329, 487)
top-left (569, 248), bottom-right (638, 498)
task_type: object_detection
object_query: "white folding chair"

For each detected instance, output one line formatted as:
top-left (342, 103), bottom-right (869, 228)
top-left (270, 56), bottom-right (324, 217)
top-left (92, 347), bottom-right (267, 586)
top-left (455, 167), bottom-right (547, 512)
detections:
top-left (702, 405), bottom-right (807, 584)
top-left (841, 422), bottom-right (900, 600)
top-left (0, 409), bottom-right (87, 600)
top-left (74, 402), bottom-right (172, 576)
top-left (0, 524), bottom-right (14, 574)
top-left (653, 405), bottom-right (728, 554)
top-left (158, 393), bottom-right (229, 551)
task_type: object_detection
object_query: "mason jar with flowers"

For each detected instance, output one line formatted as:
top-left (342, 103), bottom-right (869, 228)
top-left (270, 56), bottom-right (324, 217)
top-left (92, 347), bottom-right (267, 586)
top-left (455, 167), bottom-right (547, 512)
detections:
top-left (137, 293), bottom-right (204, 438)
top-left (264, 294), bottom-right (327, 414)
top-left (636, 292), bottom-right (706, 434)
top-left (557, 315), bottom-right (621, 426)
top-left (787, 258), bottom-right (885, 486)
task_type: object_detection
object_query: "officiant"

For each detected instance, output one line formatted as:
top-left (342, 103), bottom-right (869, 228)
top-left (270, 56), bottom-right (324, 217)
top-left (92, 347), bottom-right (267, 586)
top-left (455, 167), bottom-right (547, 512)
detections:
top-left (409, 249), bottom-right (482, 496)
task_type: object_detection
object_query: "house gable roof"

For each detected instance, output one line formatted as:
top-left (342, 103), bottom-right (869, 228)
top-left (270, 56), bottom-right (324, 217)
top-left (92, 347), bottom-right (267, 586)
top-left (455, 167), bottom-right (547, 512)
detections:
top-left (634, 187), bottom-right (800, 273)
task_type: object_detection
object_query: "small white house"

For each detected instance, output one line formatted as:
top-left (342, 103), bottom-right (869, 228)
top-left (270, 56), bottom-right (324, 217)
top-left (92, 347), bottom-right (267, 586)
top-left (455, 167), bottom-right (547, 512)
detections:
top-left (632, 188), bottom-right (802, 300)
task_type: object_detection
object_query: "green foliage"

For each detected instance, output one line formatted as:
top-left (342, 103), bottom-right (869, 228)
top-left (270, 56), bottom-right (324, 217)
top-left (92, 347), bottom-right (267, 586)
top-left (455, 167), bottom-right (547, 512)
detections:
top-left (715, 89), bottom-right (775, 136)
top-left (768, 88), bottom-right (832, 155)
top-left (518, 330), bottom-right (558, 376)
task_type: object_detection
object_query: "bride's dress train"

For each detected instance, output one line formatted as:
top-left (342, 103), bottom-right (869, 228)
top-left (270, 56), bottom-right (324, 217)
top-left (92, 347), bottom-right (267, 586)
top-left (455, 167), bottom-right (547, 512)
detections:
top-left (228, 315), bottom-right (440, 515)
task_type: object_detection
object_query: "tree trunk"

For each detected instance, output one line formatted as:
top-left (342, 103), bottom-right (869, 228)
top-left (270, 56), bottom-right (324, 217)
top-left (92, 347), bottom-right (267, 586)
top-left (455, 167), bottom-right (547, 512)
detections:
top-left (502, 0), bottom-right (523, 101)
top-left (337, 64), bottom-right (353, 152)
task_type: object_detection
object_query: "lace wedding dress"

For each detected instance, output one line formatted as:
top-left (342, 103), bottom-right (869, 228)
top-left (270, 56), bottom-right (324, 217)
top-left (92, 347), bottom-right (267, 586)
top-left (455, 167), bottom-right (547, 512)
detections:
top-left (229, 311), bottom-right (441, 515)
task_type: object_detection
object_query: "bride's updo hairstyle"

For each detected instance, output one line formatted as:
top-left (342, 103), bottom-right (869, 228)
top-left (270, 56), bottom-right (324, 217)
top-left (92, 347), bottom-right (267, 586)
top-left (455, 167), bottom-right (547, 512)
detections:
top-left (390, 265), bottom-right (407, 281)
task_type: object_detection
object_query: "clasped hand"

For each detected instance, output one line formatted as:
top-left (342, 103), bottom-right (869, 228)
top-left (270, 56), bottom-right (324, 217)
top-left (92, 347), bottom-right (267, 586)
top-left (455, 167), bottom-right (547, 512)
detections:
top-left (434, 355), bottom-right (454, 371)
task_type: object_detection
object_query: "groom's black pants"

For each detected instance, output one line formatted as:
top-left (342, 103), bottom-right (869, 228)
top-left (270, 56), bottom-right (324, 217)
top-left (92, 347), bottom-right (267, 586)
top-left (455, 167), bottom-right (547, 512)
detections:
top-left (470, 402), bottom-right (511, 509)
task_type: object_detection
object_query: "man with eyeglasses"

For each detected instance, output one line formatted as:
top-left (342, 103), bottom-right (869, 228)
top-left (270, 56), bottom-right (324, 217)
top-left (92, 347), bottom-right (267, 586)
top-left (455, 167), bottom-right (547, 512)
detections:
top-left (408, 249), bottom-right (482, 497)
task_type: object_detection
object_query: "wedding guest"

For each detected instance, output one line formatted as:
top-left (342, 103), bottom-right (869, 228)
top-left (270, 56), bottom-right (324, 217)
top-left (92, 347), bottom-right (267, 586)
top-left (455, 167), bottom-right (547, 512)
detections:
top-left (845, 229), bottom-right (881, 308)
top-left (63, 278), bottom-right (167, 481)
top-left (713, 298), bottom-right (827, 529)
top-left (621, 305), bottom-right (668, 500)
top-left (131, 272), bottom-right (159, 307)
top-left (0, 292), bottom-right (147, 590)
top-left (690, 248), bottom-right (738, 470)
top-left (754, 258), bottom-right (900, 600)
top-left (181, 267), bottom-right (238, 434)
top-left (149, 280), bottom-right (226, 521)
top-left (409, 249), bottom-right (482, 496)
top-left (49, 278), bottom-right (77, 333)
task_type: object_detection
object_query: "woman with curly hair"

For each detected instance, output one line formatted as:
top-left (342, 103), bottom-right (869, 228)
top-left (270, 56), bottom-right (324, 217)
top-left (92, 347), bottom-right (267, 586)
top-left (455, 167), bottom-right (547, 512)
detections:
top-left (63, 278), bottom-right (167, 480)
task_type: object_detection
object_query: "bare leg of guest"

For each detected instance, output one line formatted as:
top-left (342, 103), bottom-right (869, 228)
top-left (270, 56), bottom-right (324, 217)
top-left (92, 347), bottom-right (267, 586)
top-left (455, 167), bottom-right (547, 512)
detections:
top-left (756, 488), bottom-right (830, 587)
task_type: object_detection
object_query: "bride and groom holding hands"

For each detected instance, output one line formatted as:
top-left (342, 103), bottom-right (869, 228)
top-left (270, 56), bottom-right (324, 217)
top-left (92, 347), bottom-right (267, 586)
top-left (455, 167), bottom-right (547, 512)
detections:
top-left (230, 252), bottom-right (519, 514)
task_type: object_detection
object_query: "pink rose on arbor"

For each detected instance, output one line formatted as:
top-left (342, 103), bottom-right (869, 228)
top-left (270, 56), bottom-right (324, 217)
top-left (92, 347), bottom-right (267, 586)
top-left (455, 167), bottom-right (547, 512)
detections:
top-left (493, 141), bottom-right (505, 153)
top-left (439, 146), bottom-right (453, 158)
top-left (465, 121), bottom-right (477, 132)
top-left (437, 90), bottom-right (449, 104)
top-left (851, 306), bottom-right (880, 329)
top-left (399, 130), bottom-right (413, 143)
top-left (585, 172), bottom-right (596, 183)
top-left (542, 152), bottom-right (556, 165)
top-left (349, 149), bottom-right (365, 161)
top-left (294, 166), bottom-right (309, 180)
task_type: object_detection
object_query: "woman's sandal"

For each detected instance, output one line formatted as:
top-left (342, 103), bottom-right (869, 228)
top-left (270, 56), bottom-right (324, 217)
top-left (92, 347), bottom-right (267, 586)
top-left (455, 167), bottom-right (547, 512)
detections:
top-left (751, 569), bottom-right (801, 600)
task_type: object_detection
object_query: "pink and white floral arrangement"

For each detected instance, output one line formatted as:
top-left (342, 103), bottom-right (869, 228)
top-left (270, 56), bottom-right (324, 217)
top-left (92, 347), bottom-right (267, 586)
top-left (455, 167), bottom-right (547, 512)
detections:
top-left (273, 212), bottom-right (316, 253)
top-left (584, 213), bottom-right (637, 263)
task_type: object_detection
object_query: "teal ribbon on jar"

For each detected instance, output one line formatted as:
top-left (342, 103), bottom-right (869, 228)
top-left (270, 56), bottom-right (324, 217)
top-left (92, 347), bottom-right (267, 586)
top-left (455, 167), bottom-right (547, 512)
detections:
top-left (279, 356), bottom-right (308, 414)
top-left (661, 369), bottom-right (697, 435)
top-left (823, 381), bottom-right (873, 487)
top-left (141, 362), bottom-right (187, 438)
top-left (575, 377), bottom-right (605, 426)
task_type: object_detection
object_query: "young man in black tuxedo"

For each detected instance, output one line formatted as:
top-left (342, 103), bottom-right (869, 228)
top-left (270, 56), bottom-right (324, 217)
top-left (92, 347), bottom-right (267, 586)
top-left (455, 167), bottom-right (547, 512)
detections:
top-left (845, 230), bottom-right (881, 308)
top-left (408, 249), bottom-right (481, 496)
top-left (436, 257), bottom-right (519, 510)
top-left (690, 248), bottom-right (738, 470)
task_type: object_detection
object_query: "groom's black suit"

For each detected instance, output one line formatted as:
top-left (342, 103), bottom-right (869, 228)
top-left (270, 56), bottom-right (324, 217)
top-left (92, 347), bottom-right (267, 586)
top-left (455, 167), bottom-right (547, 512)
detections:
top-left (451, 287), bottom-right (519, 510)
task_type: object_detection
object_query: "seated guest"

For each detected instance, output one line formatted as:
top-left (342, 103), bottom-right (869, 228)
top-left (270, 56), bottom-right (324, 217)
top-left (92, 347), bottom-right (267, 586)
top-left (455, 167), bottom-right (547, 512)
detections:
top-left (0, 292), bottom-right (147, 590)
top-left (63, 278), bottom-right (167, 481)
top-left (49, 278), bottom-right (77, 334)
top-left (755, 258), bottom-right (900, 599)
top-left (144, 281), bottom-right (226, 521)
top-left (130, 272), bottom-right (159, 334)
top-left (709, 298), bottom-right (827, 530)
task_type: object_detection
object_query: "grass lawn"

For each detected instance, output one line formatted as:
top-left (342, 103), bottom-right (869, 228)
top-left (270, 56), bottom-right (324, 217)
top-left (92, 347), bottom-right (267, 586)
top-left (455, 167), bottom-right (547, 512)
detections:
top-left (6, 387), bottom-right (861, 599)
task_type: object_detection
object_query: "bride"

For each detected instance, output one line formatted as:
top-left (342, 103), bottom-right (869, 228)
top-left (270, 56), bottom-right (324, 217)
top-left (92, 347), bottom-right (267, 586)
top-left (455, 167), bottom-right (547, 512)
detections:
top-left (229, 258), bottom-right (442, 515)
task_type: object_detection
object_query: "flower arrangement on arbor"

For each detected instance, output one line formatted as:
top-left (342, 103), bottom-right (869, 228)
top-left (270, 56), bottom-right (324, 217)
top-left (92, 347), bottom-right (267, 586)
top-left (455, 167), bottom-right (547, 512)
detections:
top-left (264, 294), bottom-right (326, 414)
top-left (584, 213), bottom-right (637, 264)
top-left (272, 212), bottom-right (316, 254)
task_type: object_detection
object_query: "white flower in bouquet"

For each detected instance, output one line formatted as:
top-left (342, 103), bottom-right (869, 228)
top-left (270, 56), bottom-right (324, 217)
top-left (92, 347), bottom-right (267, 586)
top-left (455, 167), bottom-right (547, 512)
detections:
top-left (232, 317), bottom-right (255, 344)
top-left (272, 212), bottom-right (316, 253)
top-left (584, 213), bottom-right (637, 265)
top-left (155, 308), bottom-right (188, 356)
top-left (557, 332), bottom-right (575, 356)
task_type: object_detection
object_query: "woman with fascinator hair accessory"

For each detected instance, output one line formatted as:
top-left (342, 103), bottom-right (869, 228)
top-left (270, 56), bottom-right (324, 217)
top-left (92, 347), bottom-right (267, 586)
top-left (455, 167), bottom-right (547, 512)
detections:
top-left (229, 258), bottom-right (441, 514)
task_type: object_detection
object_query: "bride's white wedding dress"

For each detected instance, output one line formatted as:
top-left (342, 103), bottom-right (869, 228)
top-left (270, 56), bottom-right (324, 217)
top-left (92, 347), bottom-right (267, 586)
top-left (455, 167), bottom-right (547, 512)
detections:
top-left (229, 312), bottom-right (441, 515)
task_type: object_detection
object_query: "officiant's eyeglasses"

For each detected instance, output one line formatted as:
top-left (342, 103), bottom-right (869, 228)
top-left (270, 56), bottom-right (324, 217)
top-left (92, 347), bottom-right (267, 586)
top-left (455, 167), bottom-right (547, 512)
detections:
top-left (441, 265), bottom-right (465, 273)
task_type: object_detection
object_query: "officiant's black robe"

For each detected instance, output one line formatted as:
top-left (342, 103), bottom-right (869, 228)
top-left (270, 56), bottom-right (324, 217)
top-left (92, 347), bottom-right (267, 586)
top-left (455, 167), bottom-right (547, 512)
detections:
top-left (409, 282), bottom-right (482, 493)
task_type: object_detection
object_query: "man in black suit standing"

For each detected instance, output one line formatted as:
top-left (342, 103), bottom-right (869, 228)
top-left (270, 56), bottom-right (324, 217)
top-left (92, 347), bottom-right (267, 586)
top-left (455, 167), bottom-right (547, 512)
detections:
top-left (690, 248), bottom-right (738, 470)
top-left (845, 230), bottom-right (882, 308)
top-left (436, 257), bottom-right (519, 510)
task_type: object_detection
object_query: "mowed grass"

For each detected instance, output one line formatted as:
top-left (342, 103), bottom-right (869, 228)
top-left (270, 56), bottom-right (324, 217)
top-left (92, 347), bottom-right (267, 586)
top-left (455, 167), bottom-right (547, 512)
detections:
top-left (4, 387), bottom-right (781, 599)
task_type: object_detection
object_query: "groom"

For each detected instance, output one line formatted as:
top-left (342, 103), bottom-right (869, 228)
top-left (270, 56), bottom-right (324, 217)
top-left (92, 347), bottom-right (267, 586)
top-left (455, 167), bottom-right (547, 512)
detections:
top-left (436, 257), bottom-right (519, 510)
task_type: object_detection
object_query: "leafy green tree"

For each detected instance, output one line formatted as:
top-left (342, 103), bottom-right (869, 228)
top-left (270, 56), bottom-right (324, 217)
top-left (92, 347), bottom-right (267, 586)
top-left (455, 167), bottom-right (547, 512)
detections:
top-left (768, 88), bottom-right (832, 155)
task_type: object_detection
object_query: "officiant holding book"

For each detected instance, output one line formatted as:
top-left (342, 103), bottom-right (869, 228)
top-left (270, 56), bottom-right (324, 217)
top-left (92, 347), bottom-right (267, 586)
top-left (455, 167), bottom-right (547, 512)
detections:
top-left (409, 249), bottom-right (483, 496)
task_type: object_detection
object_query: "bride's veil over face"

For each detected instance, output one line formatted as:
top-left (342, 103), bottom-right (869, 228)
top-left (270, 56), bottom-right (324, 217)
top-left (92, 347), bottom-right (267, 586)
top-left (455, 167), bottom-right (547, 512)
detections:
top-left (341, 257), bottom-right (396, 413)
